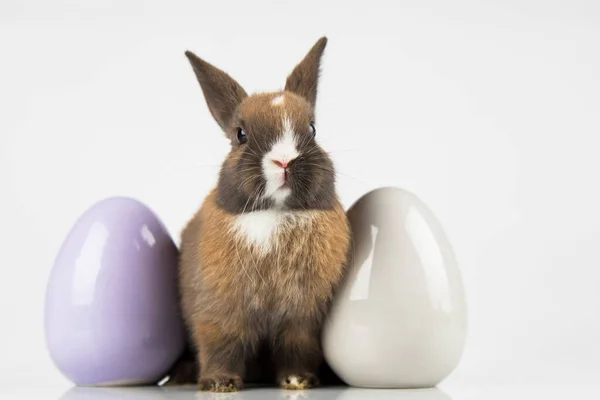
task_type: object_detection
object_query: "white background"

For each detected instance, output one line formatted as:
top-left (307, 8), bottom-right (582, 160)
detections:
top-left (1, 0), bottom-right (600, 392)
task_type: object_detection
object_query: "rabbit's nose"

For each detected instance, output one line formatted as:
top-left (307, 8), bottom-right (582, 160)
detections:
top-left (272, 158), bottom-right (295, 169)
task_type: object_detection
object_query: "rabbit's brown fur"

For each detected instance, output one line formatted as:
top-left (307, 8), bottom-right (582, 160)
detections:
top-left (176, 37), bottom-right (351, 392)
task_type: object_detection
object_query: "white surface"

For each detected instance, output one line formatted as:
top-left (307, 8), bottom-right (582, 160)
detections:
top-left (4, 384), bottom-right (600, 400)
top-left (323, 188), bottom-right (466, 388)
top-left (1, 0), bottom-right (600, 389)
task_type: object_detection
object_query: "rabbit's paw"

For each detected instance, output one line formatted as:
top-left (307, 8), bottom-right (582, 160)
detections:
top-left (198, 374), bottom-right (243, 392)
top-left (279, 373), bottom-right (319, 390)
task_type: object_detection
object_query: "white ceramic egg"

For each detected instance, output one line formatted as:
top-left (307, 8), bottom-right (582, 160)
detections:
top-left (322, 187), bottom-right (467, 388)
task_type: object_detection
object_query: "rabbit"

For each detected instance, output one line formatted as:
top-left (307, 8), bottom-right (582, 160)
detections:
top-left (176, 37), bottom-right (351, 392)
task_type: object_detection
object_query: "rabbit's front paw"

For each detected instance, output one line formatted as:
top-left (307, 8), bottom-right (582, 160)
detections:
top-left (198, 374), bottom-right (243, 392)
top-left (279, 373), bottom-right (319, 390)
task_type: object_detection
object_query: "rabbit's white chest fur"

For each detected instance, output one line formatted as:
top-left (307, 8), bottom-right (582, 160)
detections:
top-left (232, 209), bottom-right (316, 254)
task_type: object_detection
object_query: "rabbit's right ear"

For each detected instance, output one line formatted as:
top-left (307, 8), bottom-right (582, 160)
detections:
top-left (185, 51), bottom-right (248, 131)
top-left (285, 37), bottom-right (328, 108)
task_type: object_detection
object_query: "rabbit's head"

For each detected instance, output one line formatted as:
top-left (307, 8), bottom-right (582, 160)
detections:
top-left (185, 38), bottom-right (336, 213)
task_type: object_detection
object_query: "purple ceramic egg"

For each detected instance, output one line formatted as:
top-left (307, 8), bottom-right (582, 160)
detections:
top-left (44, 197), bottom-right (185, 386)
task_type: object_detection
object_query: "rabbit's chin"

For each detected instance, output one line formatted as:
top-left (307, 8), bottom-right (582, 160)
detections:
top-left (268, 187), bottom-right (292, 208)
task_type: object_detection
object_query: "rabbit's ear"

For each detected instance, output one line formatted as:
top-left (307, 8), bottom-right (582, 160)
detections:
top-left (185, 51), bottom-right (248, 131)
top-left (285, 37), bottom-right (328, 108)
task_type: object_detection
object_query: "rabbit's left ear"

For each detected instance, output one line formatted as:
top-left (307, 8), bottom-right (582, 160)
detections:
top-left (185, 50), bottom-right (248, 131)
top-left (284, 37), bottom-right (328, 108)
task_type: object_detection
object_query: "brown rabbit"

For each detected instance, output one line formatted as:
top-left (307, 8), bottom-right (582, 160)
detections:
top-left (177, 37), bottom-right (351, 392)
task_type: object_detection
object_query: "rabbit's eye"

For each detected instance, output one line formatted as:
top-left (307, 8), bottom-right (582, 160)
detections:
top-left (237, 128), bottom-right (248, 144)
top-left (309, 123), bottom-right (316, 137)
